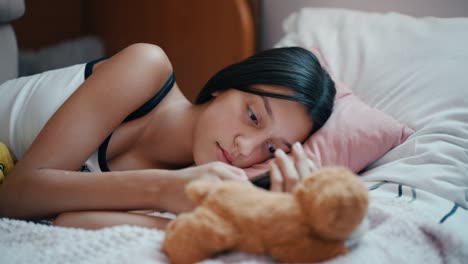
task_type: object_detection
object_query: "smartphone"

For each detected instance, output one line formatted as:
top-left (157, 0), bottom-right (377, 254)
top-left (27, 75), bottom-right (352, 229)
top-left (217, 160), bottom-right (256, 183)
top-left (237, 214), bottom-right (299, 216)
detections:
top-left (250, 171), bottom-right (271, 190)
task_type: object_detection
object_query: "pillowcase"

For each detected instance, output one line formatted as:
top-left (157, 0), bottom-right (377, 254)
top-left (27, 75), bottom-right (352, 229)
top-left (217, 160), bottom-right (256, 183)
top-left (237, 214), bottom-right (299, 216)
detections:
top-left (270, 8), bottom-right (468, 209)
top-left (244, 47), bottom-right (414, 177)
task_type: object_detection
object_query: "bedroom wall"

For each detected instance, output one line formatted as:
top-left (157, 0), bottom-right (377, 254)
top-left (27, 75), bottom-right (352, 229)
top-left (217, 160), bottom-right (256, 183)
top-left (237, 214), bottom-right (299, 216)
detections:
top-left (260, 0), bottom-right (468, 49)
top-left (12, 0), bottom-right (260, 102)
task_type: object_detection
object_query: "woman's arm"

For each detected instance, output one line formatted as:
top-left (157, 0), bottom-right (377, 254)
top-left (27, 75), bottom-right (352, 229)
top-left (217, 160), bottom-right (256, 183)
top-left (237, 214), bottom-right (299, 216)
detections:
top-left (0, 43), bottom-right (174, 219)
top-left (54, 211), bottom-right (171, 230)
top-left (0, 43), bottom-right (248, 220)
top-left (0, 161), bottom-right (248, 220)
top-left (0, 167), bottom-right (180, 219)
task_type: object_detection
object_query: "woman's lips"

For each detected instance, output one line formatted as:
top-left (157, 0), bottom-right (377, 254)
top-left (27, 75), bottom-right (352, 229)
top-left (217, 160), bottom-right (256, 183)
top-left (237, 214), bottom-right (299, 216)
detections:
top-left (216, 143), bottom-right (233, 165)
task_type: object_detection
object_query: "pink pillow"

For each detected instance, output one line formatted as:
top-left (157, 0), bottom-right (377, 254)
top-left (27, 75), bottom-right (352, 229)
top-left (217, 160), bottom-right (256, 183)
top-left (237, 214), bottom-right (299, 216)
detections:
top-left (244, 47), bottom-right (414, 178)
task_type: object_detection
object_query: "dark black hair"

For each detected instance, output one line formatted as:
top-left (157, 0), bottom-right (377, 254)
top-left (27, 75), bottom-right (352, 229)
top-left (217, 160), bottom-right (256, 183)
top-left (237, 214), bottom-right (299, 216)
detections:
top-left (195, 47), bottom-right (336, 135)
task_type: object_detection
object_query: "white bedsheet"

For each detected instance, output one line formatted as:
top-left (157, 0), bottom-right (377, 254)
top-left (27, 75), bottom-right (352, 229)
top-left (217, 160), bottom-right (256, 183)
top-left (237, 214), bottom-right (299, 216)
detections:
top-left (1, 186), bottom-right (466, 264)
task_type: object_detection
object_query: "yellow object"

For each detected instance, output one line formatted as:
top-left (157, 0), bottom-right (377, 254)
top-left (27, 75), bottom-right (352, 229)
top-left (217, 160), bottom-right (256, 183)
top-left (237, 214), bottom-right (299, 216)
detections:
top-left (0, 142), bottom-right (15, 184)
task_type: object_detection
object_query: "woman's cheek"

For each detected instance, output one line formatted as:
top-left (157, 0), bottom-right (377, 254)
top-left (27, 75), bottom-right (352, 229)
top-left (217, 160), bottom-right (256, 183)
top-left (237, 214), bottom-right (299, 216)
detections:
top-left (242, 151), bottom-right (268, 168)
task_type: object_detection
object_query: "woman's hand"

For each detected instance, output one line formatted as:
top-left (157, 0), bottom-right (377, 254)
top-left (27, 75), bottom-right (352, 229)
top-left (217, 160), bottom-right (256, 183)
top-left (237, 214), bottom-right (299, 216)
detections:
top-left (161, 162), bottom-right (249, 213)
top-left (270, 142), bottom-right (318, 192)
top-left (179, 161), bottom-right (249, 183)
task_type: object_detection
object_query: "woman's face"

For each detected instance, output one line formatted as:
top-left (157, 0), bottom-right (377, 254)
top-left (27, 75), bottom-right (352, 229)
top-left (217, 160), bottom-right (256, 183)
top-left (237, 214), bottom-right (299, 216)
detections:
top-left (193, 84), bottom-right (313, 168)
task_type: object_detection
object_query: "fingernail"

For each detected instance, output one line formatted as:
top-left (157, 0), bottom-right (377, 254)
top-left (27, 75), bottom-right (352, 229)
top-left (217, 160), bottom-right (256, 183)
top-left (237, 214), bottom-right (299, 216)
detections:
top-left (294, 142), bottom-right (301, 149)
top-left (242, 172), bottom-right (248, 180)
top-left (308, 160), bottom-right (318, 170)
top-left (294, 142), bottom-right (304, 153)
top-left (276, 149), bottom-right (286, 157)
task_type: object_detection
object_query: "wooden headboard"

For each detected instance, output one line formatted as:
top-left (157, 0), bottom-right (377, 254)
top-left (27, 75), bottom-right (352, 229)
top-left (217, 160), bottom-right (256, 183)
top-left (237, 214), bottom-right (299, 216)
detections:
top-left (13, 0), bottom-right (259, 102)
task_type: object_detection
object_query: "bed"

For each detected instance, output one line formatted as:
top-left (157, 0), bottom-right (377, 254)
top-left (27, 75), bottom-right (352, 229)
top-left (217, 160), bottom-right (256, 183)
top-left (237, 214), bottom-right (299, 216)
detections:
top-left (1, 1), bottom-right (468, 263)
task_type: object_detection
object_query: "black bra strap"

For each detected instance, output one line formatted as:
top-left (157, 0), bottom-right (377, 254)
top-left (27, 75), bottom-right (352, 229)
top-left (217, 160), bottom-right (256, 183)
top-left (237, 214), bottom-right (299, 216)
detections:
top-left (123, 73), bottom-right (175, 122)
top-left (84, 55), bottom-right (176, 172)
top-left (98, 135), bottom-right (112, 172)
top-left (84, 56), bottom-right (109, 79)
top-left (98, 73), bottom-right (175, 172)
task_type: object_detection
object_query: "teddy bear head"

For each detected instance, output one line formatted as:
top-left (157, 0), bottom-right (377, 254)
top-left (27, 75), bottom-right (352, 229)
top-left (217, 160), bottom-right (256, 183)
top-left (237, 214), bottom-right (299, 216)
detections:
top-left (294, 167), bottom-right (369, 241)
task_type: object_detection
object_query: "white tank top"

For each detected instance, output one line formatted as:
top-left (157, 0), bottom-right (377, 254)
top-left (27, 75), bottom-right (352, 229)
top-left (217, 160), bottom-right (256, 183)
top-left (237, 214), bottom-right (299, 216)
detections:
top-left (0, 63), bottom-right (88, 160)
top-left (0, 59), bottom-right (175, 172)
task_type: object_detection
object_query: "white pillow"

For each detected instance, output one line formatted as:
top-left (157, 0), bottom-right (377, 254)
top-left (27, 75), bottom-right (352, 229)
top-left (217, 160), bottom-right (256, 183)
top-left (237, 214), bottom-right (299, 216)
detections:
top-left (275, 8), bottom-right (468, 209)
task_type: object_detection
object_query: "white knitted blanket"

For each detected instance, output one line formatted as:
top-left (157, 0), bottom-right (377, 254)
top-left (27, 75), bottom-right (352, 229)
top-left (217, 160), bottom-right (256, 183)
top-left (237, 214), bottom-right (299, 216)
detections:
top-left (1, 188), bottom-right (467, 264)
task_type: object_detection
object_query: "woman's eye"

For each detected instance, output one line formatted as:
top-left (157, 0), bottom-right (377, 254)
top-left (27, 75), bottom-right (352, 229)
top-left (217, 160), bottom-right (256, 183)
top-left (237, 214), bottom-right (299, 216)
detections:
top-left (267, 142), bottom-right (276, 154)
top-left (248, 108), bottom-right (258, 125)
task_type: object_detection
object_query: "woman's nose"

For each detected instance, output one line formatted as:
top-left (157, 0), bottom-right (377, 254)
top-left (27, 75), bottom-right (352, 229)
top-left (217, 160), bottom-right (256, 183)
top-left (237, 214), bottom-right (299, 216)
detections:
top-left (235, 134), bottom-right (263, 157)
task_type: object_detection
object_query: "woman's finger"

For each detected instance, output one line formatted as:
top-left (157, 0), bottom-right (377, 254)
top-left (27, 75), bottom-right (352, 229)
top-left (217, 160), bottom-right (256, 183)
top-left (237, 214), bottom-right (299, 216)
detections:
top-left (206, 162), bottom-right (248, 182)
top-left (307, 159), bottom-right (319, 173)
top-left (274, 149), bottom-right (299, 192)
top-left (226, 164), bottom-right (249, 180)
top-left (292, 142), bottom-right (312, 179)
top-left (222, 168), bottom-right (248, 182)
top-left (269, 161), bottom-right (283, 192)
top-left (216, 162), bottom-right (248, 180)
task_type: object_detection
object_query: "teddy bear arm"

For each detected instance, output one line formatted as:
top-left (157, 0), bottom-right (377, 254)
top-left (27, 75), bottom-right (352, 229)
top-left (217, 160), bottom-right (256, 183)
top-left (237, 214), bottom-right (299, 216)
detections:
top-left (163, 208), bottom-right (239, 264)
top-left (270, 237), bottom-right (347, 263)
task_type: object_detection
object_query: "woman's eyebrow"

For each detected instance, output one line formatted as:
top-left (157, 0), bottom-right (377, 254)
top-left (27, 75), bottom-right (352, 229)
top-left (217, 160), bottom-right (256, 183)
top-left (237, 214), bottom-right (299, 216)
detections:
top-left (261, 96), bottom-right (274, 120)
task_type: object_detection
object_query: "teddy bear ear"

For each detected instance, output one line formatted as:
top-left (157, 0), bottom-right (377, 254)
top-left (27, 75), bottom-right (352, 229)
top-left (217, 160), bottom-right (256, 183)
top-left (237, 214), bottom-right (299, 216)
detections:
top-left (186, 180), bottom-right (221, 205)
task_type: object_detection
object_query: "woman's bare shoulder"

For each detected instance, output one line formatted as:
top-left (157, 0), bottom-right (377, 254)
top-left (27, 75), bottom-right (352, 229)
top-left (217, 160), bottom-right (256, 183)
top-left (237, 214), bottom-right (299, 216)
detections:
top-left (16, 43), bottom-right (176, 171)
top-left (94, 43), bottom-right (173, 90)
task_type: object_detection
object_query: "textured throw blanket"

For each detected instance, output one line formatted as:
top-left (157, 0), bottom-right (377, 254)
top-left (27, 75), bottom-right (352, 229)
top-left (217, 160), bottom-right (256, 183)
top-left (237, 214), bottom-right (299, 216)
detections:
top-left (1, 186), bottom-right (467, 264)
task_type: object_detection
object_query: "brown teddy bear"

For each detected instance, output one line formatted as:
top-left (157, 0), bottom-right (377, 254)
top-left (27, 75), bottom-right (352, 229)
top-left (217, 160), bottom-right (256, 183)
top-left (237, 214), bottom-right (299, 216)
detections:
top-left (162, 166), bottom-right (369, 264)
